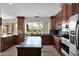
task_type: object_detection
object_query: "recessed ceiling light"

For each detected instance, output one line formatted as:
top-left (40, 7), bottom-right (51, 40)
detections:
top-left (9, 3), bottom-right (12, 5)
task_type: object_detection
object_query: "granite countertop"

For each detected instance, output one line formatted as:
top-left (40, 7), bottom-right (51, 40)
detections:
top-left (50, 33), bottom-right (61, 40)
top-left (1, 34), bottom-right (12, 38)
top-left (1, 33), bottom-right (18, 38)
top-left (16, 36), bottom-right (42, 48)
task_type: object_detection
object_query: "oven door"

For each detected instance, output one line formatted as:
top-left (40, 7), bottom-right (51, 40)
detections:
top-left (69, 27), bottom-right (79, 56)
top-left (70, 31), bottom-right (75, 45)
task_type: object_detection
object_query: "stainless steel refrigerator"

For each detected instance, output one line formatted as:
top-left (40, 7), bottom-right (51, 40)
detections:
top-left (69, 13), bottom-right (79, 56)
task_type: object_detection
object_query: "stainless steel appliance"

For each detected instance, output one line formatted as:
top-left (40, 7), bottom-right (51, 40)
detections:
top-left (69, 13), bottom-right (79, 56)
top-left (61, 22), bottom-right (69, 55)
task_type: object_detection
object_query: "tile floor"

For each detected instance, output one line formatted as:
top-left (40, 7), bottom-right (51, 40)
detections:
top-left (0, 45), bottom-right (60, 56)
top-left (41, 45), bottom-right (60, 56)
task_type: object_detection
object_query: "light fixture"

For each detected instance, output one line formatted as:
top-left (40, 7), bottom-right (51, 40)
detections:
top-left (9, 3), bottom-right (12, 5)
top-left (34, 12), bottom-right (40, 18)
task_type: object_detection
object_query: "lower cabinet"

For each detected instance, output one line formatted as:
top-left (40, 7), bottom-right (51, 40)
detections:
top-left (1, 36), bottom-right (15, 52)
top-left (53, 36), bottom-right (62, 54)
top-left (0, 34), bottom-right (24, 52)
top-left (14, 34), bottom-right (24, 45)
top-left (17, 48), bottom-right (41, 56)
top-left (41, 34), bottom-right (54, 45)
top-left (41, 34), bottom-right (62, 54)
top-left (72, 3), bottom-right (79, 15)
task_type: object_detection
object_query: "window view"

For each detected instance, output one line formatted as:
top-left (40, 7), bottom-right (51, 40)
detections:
top-left (25, 22), bottom-right (43, 35)
top-left (3, 25), bottom-right (12, 34)
top-left (3, 25), bottom-right (8, 34)
top-left (0, 23), bottom-right (17, 35)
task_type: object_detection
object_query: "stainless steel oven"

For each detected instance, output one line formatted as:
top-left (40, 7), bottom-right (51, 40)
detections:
top-left (70, 31), bottom-right (75, 45)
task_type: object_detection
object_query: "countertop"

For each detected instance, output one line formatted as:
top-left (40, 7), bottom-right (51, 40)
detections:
top-left (1, 33), bottom-right (18, 38)
top-left (50, 33), bottom-right (61, 40)
top-left (16, 36), bottom-right (42, 48)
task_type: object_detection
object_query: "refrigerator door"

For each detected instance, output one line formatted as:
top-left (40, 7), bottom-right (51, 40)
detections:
top-left (69, 14), bottom-right (79, 31)
top-left (69, 13), bottom-right (79, 56)
top-left (76, 22), bottom-right (79, 50)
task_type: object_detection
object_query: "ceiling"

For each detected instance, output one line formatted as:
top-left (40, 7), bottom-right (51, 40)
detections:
top-left (0, 3), bottom-right (61, 19)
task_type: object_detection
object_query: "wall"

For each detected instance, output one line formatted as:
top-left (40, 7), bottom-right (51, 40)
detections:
top-left (25, 17), bottom-right (51, 34)
top-left (0, 19), bottom-right (18, 34)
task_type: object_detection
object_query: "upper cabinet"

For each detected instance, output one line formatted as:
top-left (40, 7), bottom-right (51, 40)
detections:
top-left (62, 4), bottom-right (68, 22)
top-left (50, 16), bottom-right (56, 30)
top-left (72, 3), bottom-right (79, 15)
top-left (56, 10), bottom-right (63, 24)
top-left (50, 3), bottom-right (79, 30)
top-left (61, 3), bottom-right (79, 21)
top-left (17, 16), bottom-right (25, 32)
top-left (67, 4), bottom-right (73, 18)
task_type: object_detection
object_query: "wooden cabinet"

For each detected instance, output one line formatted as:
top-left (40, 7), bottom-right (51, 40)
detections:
top-left (0, 34), bottom-right (24, 52)
top-left (67, 4), bottom-right (73, 18)
top-left (41, 34), bottom-right (54, 45)
top-left (1, 36), bottom-right (15, 52)
top-left (50, 11), bottom-right (62, 30)
top-left (17, 16), bottom-right (25, 44)
top-left (17, 48), bottom-right (41, 56)
top-left (62, 4), bottom-right (68, 22)
top-left (61, 3), bottom-right (79, 21)
top-left (17, 16), bottom-right (25, 31)
top-left (56, 10), bottom-right (62, 23)
top-left (56, 13), bottom-right (60, 24)
top-left (72, 3), bottom-right (79, 15)
top-left (50, 16), bottom-right (56, 30)
top-left (56, 10), bottom-right (63, 25)
top-left (51, 3), bottom-right (79, 30)
top-left (16, 37), bottom-right (42, 56)
top-left (53, 36), bottom-right (62, 54)
top-left (14, 34), bottom-right (24, 45)
top-left (51, 3), bottom-right (79, 27)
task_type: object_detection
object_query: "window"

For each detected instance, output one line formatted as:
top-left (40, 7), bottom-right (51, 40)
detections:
top-left (3, 25), bottom-right (12, 34)
top-left (25, 22), bottom-right (43, 35)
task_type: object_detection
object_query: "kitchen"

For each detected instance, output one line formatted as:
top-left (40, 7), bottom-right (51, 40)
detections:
top-left (0, 3), bottom-right (79, 56)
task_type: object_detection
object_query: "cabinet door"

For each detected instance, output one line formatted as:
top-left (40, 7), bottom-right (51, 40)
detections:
top-left (51, 16), bottom-right (56, 30)
top-left (75, 4), bottom-right (79, 13)
top-left (2, 38), bottom-right (8, 51)
top-left (42, 35), bottom-right (53, 45)
top-left (57, 10), bottom-right (62, 23)
top-left (15, 34), bottom-right (24, 44)
top-left (72, 3), bottom-right (79, 15)
top-left (67, 4), bottom-right (73, 18)
top-left (8, 36), bottom-right (13, 47)
top-left (54, 37), bottom-right (61, 53)
top-left (62, 4), bottom-right (68, 22)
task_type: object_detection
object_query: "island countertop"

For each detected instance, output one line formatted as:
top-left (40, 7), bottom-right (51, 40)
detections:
top-left (16, 36), bottom-right (42, 48)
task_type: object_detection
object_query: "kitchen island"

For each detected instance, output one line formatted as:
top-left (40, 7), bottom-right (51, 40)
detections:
top-left (16, 36), bottom-right (42, 56)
